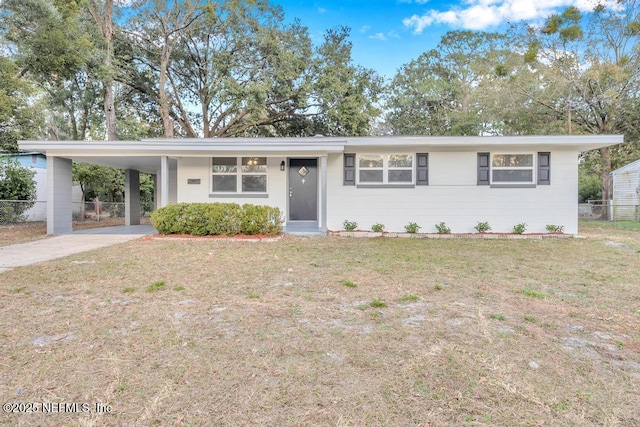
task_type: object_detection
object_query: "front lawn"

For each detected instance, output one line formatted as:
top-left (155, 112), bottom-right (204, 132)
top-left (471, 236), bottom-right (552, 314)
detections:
top-left (1, 230), bottom-right (639, 426)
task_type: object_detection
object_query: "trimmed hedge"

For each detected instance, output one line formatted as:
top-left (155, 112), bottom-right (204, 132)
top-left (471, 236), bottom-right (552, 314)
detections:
top-left (150, 202), bottom-right (283, 236)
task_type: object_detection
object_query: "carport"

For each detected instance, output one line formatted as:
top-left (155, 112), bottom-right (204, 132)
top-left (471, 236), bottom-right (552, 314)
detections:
top-left (18, 140), bottom-right (177, 234)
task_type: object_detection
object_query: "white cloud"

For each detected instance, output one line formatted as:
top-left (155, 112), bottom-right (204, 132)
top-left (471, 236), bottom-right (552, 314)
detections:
top-left (403, 0), bottom-right (615, 33)
top-left (370, 32), bottom-right (388, 41)
top-left (318, 7), bottom-right (327, 13)
top-left (360, 25), bottom-right (371, 33)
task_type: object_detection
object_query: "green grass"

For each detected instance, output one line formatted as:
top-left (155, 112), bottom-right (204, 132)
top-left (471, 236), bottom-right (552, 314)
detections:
top-left (579, 220), bottom-right (640, 230)
top-left (369, 299), bottom-right (387, 308)
top-left (521, 288), bottom-right (547, 299)
top-left (145, 281), bottom-right (166, 292)
top-left (122, 286), bottom-right (137, 293)
top-left (489, 314), bottom-right (506, 321)
top-left (341, 280), bottom-right (357, 288)
top-left (400, 294), bottom-right (419, 302)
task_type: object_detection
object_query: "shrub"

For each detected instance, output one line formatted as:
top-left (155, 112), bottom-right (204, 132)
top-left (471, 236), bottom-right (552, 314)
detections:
top-left (512, 223), bottom-right (527, 234)
top-left (474, 221), bottom-right (491, 233)
top-left (404, 222), bottom-right (421, 233)
top-left (150, 202), bottom-right (283, 236)
top-left (546, 224), bottom-right (565, 233)
top-left (0, 158), bottom-right (36, 223)
top-left (343, 220), bottom-right (358, 231)
top-left (435, 222), bottom-right (451, 234)
top-left (371, 223), bottom-right (385, 232)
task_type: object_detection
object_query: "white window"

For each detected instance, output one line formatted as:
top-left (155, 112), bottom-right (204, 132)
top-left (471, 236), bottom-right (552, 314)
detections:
top-left (358, 154), bottom-right (413, 184)
top-left (491, 154), bottom-right (534, 184)
top-left (212, 157), bottom-right (267, 193)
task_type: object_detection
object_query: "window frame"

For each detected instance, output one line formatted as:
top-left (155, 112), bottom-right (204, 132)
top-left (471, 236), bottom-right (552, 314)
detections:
top-left (211, 156), bottom-right (268, 194)
top-left (490, 153), bottom-right (535, 186)
top-left (356, 153), bottom-right (415, 186)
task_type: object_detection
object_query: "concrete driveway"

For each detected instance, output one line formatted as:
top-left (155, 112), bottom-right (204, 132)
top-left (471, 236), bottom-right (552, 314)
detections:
top-left (0, 224), bottom-right (157, 273)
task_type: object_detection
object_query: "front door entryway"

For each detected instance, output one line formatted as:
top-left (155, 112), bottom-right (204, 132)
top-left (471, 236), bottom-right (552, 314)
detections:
top-left (288, 158), bottom-right (318, 221)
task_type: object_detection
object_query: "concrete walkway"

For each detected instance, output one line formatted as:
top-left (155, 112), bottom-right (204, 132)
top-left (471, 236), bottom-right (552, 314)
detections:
top-left (0, 224), bottom-right (157, 274)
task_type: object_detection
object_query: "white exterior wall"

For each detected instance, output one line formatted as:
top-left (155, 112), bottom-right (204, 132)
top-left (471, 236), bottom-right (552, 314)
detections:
top-left (176, 157), bottom-right (288, 213)
top-left (326, 149), bottom-right (580, 234)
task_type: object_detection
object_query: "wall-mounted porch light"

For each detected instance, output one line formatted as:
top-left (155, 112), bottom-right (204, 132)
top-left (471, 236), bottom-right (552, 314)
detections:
top-left (280, 160), bottom-right (285, 171)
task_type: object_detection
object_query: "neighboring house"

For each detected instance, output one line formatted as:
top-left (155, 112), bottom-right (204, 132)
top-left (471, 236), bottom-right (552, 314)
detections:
top-left (611, 159), bottom-right (640, 221)
top-left (18, 135), bottom-right (623, 235)
top-left (1, 151), bottom-right (82, 221)
top-left (1, 152), bottom-right (47, 221)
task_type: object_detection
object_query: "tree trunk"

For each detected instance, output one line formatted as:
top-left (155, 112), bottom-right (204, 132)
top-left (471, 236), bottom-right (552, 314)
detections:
top-left (159, 42), bottom-right (174, 138)
top-left (89, 0), bottom-right (118, 140)
top-left (103, 0), bottom-right (117, 140)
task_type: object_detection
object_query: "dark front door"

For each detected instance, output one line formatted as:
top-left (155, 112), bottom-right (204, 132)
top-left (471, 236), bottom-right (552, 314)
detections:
top-left (289, 158), bottom-right (318, 221)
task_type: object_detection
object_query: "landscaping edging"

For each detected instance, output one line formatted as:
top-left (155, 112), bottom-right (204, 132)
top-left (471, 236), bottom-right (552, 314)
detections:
top-left (328, 231), bottom-right (573, 239)
top-left (143, 234), bottom-right (283, 242)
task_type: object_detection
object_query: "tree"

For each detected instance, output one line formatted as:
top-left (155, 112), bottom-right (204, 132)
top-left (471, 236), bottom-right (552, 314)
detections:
top-left (0, 0), bottom-right (111, 141)
top-left (306, 27), bottom-right (384, 136)
top-left (512, 3), bottom-right (640, 203)
top-left (0, 157), bottom-right (36, 222)
top-left (120, 1), bottom-right (382, 138)
top-left (386, 31), bottom-right (511, 136)
top-left (87, 0), bottom-right (118, 140)
top-left (123, 0), bottom-right (202, 137)
top-left (0, 56), bottom-right (44, 151)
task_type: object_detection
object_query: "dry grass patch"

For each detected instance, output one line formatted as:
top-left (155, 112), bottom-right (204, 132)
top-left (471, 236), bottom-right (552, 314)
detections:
top-left (1, 231), bottom-right (639, 426)
top-left (0, 218), bottom-right (151, 247)
top-left (0, 222), bottom-right (49, 246)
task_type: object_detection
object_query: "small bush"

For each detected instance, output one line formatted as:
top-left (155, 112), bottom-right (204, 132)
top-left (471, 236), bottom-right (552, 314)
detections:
top-left (512, 223), bottom-right (527, 234)
top-left (435, 222), bottom-right (451, 234)
top-left (343, 220), bottom-right (358, 231)
top-left (546, 224), bottom-right (564, 233)
top-left (405, 222), bottom-right (421, 233)
top-left (371, 223), bottom-right (385, 232)
top-left (150, 202), bottom-right (283, 236)
top-left (474, 221), bottom-right (491, 233)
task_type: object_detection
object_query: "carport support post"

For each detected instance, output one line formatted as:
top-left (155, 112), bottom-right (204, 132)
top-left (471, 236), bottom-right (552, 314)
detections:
top-left (159, 156), bottom-right (169, 208)
top-left (124, 169), bottom-right (140, 226)
top-left (47, 156), bottom-right (73, 234)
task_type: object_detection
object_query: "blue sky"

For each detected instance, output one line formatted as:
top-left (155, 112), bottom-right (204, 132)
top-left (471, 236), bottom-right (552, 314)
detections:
top-left (271, 0), bottom-right (605, 79)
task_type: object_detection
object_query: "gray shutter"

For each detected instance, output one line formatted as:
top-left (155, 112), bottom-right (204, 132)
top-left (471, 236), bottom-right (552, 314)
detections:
top-left (344, 153), bottom-right (355, 185)
top-left (538, 152), bottom-right (550, 185)
top-left (477, 152), bottom-right (490, 185)
top-left (416, 153), bottom-right (429, 185)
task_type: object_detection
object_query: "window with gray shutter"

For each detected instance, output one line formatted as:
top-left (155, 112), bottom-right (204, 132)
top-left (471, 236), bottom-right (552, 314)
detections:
top-left (477, 152), bottom-right (490, 185)
top-left (344, 153), bottom-right (355, 185)
top-left (538, 152), bottom-right (550, 185)
top-left (416, 153), bottom-right (429, 185)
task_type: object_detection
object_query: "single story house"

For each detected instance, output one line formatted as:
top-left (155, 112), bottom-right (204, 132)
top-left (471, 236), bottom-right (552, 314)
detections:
top-left (18, 135), bottom-right (623, 235)
top-left (611, 158), bottom-right (640, 221)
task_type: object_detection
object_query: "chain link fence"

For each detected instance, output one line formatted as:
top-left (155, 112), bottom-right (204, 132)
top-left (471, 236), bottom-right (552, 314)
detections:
top-left (0, 200), bottom-right (47, 224)
top-left (579, 201), bottom-right (640, 227)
